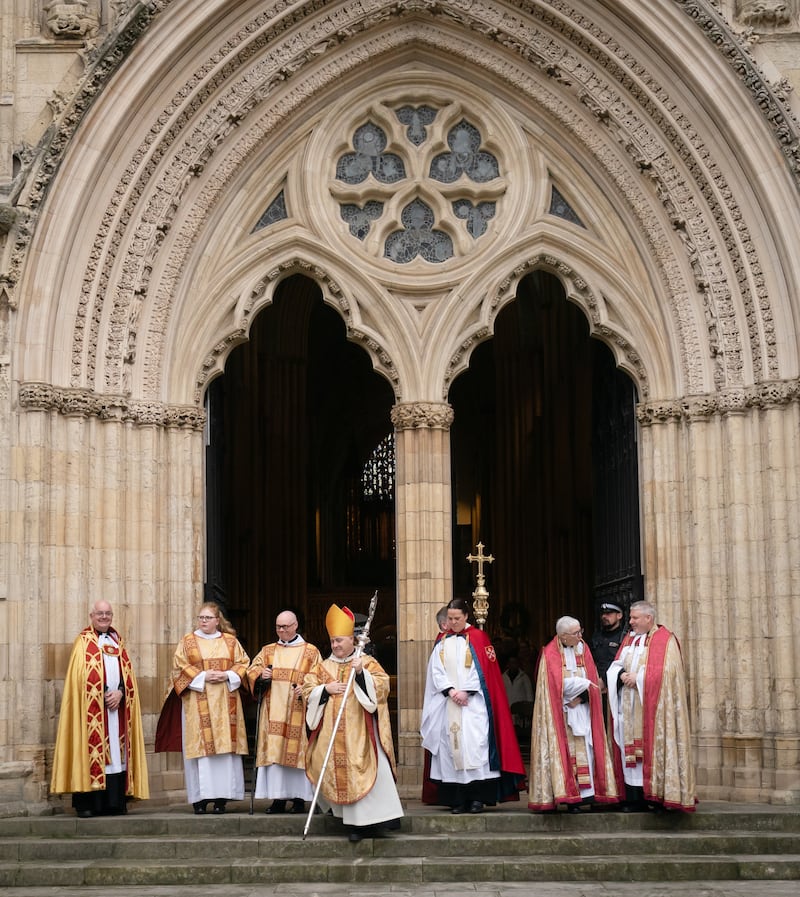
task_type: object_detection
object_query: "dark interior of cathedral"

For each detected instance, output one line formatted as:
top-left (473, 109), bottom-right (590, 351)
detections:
top-left (204, 269), bottom-right (642, 744)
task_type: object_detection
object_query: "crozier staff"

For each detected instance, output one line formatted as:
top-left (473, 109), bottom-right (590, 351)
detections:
top-left (302, 603), bottom-right (403, 841)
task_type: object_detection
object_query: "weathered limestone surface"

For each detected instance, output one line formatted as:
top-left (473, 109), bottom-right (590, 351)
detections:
top-left (0, 0), bottom-right (799, 807)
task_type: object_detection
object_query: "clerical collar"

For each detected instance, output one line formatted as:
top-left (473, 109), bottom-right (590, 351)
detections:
top-left (279, 635), bottom-right (303, 646)
top-left (195, 629), bottom-right (222, 639)
top-left (329, 652), bottom-right (355, 664)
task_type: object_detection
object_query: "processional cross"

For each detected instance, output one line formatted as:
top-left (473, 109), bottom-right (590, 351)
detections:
top-left (467, 541), bottom-right (494, 629)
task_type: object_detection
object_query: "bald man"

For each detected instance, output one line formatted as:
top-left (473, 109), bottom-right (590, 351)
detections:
top-left (246, 610), bottom-right (322, 814)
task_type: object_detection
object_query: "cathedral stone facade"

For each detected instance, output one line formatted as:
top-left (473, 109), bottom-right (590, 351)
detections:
top-left (1, 0), bottom-right (799, 813)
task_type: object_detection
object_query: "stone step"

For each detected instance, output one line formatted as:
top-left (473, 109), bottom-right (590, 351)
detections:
top-left (1, 804), bottom-right (798, 887)
top-left (2, 853), bottom-right (800, 887)
top-left (0, 831), bottom-right (797, 862)
top-left (1, 805), bottom-right (798, 837)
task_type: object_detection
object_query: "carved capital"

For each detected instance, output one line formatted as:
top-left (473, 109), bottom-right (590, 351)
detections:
top-left (638, 378), bottom-right (800, 424)
top-left (18, 381), bottom-right (205, 429)
top-left (391, 401), bottom-right (454, 430)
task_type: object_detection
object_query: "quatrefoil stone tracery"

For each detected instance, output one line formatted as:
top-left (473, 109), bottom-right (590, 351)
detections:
top-left (333, 106), bottom-right (503, 263)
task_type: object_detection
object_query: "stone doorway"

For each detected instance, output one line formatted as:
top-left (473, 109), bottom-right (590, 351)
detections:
top-left (449, 270), bottom-right (642, 690)
top-left (203, 274), bottom-right (398, 667)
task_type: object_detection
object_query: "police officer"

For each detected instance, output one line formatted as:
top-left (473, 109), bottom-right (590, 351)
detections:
top-left (590, 602), bottom-right (628, 691)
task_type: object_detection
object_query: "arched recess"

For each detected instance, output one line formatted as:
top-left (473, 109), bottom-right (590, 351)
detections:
top-left (449, 269), bottom-right (642, 673)
top-left (4, 0), bottom-right (800, 803)
top-left (202, 272), bottom-right (399, 662)
top-left (8, 0), bottom-right (800, 407)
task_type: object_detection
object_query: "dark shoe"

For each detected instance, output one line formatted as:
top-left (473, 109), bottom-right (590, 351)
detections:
top-left (291, 799), bottom-right (305, 814)
top-left (451, 803), bottom-right (469, 814)
top-left (212, 800), bottom-right (226, 814)
top-left (469, 800), bottom-right (484, 814)
top-left (76, 809), bottom-right (93, 819)
top-left (621, 802), bottom-right (647, 813)
top-left (266, 799), bottom-right (286, 814)
top-left (192, 801), bottom-right (208, 815)
top-left (568, 805), bottom-right (582, 814)
top-left (348, 830), bottom-right (363, 842)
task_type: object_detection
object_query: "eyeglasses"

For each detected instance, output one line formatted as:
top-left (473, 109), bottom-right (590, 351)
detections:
top-left (566, 629), bottom-right (583, 637)
top-left (276, 623), bottom-right (297, 629)
top-left (93, 612), bottom-right (113, 617)
top-left (197, 616), bottom-right (218, 622)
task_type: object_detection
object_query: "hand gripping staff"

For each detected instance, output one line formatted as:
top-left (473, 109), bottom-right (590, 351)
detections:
top-left (302, 590), bottom-right (378, 839)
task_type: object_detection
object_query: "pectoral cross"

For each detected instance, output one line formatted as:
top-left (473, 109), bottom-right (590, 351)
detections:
top-left (449, 721), bottom-right (461, 751)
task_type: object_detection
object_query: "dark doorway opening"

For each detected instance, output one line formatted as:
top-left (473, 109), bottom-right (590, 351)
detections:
top-left (449, 270), bottom-right (642, 693)
top-left (203, 274), bottom-right (397, 671)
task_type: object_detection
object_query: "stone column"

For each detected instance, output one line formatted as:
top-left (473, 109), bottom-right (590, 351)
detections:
top-left (5, 384), bottom-right (206, 809)
top-left (639, 388), bottom-right (800, 804)
top-left (390, 400), bottom-right (454, 795)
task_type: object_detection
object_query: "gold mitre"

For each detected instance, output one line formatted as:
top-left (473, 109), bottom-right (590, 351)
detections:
top-left (325, 604), bottom-right (355, 638)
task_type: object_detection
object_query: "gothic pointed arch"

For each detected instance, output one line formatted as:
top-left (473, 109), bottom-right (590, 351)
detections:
top-left (5, 0), bottom-right (799, 416)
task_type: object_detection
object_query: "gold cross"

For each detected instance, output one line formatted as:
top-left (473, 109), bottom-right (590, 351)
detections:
top-left (466, 542), bottom-right (494, 580)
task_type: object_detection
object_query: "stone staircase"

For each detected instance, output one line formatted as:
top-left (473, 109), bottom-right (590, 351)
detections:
top-left (0, 801), bottom-right (798, 887)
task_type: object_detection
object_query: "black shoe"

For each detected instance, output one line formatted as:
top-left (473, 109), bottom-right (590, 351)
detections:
top-left (212, 800), bottom-right (226, 814)
top-left (568, 805), bottom-right (582, 814)
top-left (291, 799), bottom-right (305, 814)
top-left (451, 803), bottom-right (469, 814)
top-left (621, 802), bottom-right (647, 813)
top-left (348, 830), bottom-right (363, 842)
top-left (266, 799), bottom-right (286, 815)
top-left (469, 800), bottom-right (484, 814)
top-left (192, 801), bottom-right (208, 815)
top-left (76, 809), bottom-right (93, 819)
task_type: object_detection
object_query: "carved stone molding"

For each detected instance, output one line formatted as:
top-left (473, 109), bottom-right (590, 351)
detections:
top-left (192, 258), bottom-right (400, 404)
top-left (2, 0), bottom-right (164, 303)
top-left (4, 0), bottom-right (798, 400)
top-left (637, 377), bottom-right (800, 424)
top-left (485, 254), bottom-right (650, 399)
top-left (81, 2), bottom-right (765, 403)
top-left (17, 382), bottom-right (205, 429)
top-left (391, 401), bottom-right (454, 430)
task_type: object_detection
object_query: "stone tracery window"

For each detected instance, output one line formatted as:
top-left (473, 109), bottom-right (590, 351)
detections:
top-left (253, 189), bottom-right (288, 232)
top-left (453, 199), bottom-right (496, 238)
top-left (429, 120), bottom-right (499, 184)
top-left (336, 123), bottom-right (406, 184)
top-left (549, 185), bottom-right (585, 228)
top-left (332, 108), bottom-right (503, 263)
top-left (385, 199), bottom-right (453, 263)
top-left (361, 433), bottom-right (395, 502)
top-left (341, 201), bottom-right (384, 239)
top-left (395, 104), bottom-right (437, 145)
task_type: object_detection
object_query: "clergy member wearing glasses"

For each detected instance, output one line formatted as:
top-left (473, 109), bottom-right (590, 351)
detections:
top-left (50, 600), bottom-right (149, 817)
top-left (246, 610), bottom-right (322, 814)
top-left (528, 616), bottom-right (617, 813)
top-left (170, 602), bottom-right (250, 814)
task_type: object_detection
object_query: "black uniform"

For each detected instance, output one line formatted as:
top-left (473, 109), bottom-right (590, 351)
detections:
top-left (590, 625), bottom-right (627, 685)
